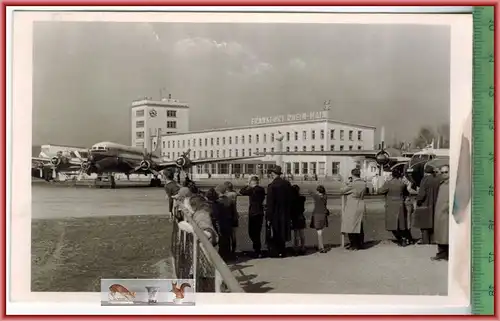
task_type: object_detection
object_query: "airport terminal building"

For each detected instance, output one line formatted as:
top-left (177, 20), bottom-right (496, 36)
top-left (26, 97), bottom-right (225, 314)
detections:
top-left (131, 97), bottom-right (379, 180)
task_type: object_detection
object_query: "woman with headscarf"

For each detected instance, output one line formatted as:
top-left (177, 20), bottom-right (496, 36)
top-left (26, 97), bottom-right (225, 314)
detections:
top-left (309, 185), bottom-right (329, 253)
top-left (378, 168), bottom-right (414, 246)
top-left (340, 168), bottom-right (367, 251)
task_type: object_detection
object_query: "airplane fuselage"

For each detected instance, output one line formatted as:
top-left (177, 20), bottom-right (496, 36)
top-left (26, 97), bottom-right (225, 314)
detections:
top-left (405, 149), bottom-right (449, 188)
top-left (88, 142), bottom-right (161, 175)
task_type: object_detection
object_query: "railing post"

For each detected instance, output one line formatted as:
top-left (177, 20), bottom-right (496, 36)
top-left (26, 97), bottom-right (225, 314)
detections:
top-left (192, 233), bottom-right (198, 280)
top-left (341, 194), bottom-right (345, 248)
top-left (215, 270), bottom-right (222, 293)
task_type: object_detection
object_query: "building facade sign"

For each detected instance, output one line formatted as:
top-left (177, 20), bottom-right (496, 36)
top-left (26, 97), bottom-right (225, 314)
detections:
top-left (250, 110), bottom-right (328, 125)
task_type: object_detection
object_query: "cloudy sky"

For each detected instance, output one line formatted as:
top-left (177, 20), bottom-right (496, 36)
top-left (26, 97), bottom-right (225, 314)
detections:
top-left (33, 21), bottom-right (450, 147)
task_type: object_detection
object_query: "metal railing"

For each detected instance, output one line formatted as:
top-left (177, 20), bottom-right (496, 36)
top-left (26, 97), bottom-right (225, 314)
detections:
top-left (170, 204), bottom-right (244, 293)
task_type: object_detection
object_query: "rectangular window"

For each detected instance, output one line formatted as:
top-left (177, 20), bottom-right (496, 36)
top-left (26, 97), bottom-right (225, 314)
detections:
top-left (271, 133), bottom-right (275, 142)
top-left (320, 130), bottom-right (324, 140)
top-left (302, 162), bottom-right (308, 175)
top-left (294, 132), bottom-right (298, 140)
top-left (340, 145), bottom-right (344, 151)
top-left (302, 146), bottom-right (306, 151)
top-left (248, 135), bottom-right (252, 143)
top-left (311, 130), bottom-right (316, 140)
top-left (222, 150), bottom-right (226, 157)
top-left (242, 149), bottom-right (245, 157)
top-left (136, 120), bottom-right (144, 128)
top-left (286, 147), bottom-right (290, 152)
top-left (167, 141), bottom-right (171, 148)
top-left (235, 149), bottom-right (238, 157)
top-left (211, 150), bottom-right (214, 158)
top-left (166, 121), bottom-right (177, 128)
top-left (223, 137), bottom-right (226, 145)
top-left (349, 145), bottom-right (353, 151)
top-left (198, 151), bottom-right (201, 158)
top-left (358, 146), bottom-right (362, 150)
top-left (263, 134), bottom-right (267, 143)
top-left (162, 141), bottom-right (165, 149)
top-left (263, 148), bottom-right (267, 153)
top-left (286, 132), bottom-right (290, 141)
top-left (136, 131), bottom-right (144, 139)
top-left (302, 131), bottom-right (307, 140)
top-left (217, 138), bottom-right (220, 146)
top-left (330, 129), bottom-right (335, 139)
top-left (235, 136), bottom-right (239, 144)
top-left (204, 138), bottom-right (208, 146)
top-left (256, 148), bottom-right (259, 153)
top-left (271, 147), bottom-right (275, 152)
top-left (211, 138), bottom-right (214, 146)
top-left (229, 149), bottom-right (232, 157)
top-left (318, 162), bottom-right (326, 176)
top-left (320, 145), bottom-right (324, 151)
top-left (293, 162), bottom-right (300, 175)
top-left (340, 130), bottom-right (344, 140)
top-left (330, 145), bottom-right (334, 151)
top-left (332, 162), bottom-right (340, 175)
top-left (311, 145), bottom-right (315, 151)
top-left (205, 150), bottom-right (208, 158)
top-left (135, 110), bottom-right (144, 117)
top-left (167, 110), bottom-right (177, 117)
top-left (256, 134), bottom-right (259, 143)
top-left (229, 137), bottom-right (232, 144)
top-left (349, 130), bottom-right (353, 141)
top-left (242, 135), bottom-right (245, 144)
top-left (285, 162), bottom-right (292, 174)
top-left (294, 146), bottom-right (298, 151)
top-left (193, 139), bottom-right (196, 147)
top-left (358, 130), bottom-right (362, 141)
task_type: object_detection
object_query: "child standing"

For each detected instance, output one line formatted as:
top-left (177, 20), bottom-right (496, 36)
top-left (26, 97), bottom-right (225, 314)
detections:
top-left (309, 185), bottom-right (329, 253)
top-left (291, 185), bottom-right (307, 255)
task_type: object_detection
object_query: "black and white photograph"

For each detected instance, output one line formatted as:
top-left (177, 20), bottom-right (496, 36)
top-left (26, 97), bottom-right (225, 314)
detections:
top-left (9, 9), bottom-right (473, 313)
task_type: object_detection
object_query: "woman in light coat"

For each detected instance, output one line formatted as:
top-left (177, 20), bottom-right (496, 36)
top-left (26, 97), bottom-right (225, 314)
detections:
top-left (340, 168), bottom-right (367, 251)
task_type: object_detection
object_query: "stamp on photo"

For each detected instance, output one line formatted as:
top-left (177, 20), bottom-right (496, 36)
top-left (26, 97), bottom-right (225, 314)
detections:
top-left (101, 279), bottom-right (195, 306)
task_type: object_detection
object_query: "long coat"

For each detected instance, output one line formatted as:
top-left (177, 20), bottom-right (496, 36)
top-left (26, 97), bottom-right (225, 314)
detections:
top-left (266, 176), bottom-right (293, 243)
top-left (413, 174), bottom-right (441, 229)
top-left (340, 178), bottom-right (367, 234)
top-left (310, 192), bottom-right (328, 230)
top-left (379, 178), bottom-right (409, 231)
top-left (433, 179), bottom-right (450, 244)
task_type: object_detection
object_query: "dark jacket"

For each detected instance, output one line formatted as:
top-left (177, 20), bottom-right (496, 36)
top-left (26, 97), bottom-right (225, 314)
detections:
top-left (214, 195), bottom-right (236, 234)
top-left (266, 176), bottom-right (293, 243)
top-left (291, 193), bottom-right (306, 230)
top-left (239, 185), bottom-right (266, 216)
top-left (164, 180), bottom-right (180, 212)
top-left (379, 178), bottom-right (409, 231)
top-left (310, 192), bottom-right (328, 230)
top-left (413, 174), bottom-right (441, 229)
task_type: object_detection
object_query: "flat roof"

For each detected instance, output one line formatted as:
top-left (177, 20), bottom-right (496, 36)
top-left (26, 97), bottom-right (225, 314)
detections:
top-left (161, 119), bottom-right (376, 137)
top-left (131, 99), bottom-right (189, 109)
top-left (41, 144), bottom-right (88, 149)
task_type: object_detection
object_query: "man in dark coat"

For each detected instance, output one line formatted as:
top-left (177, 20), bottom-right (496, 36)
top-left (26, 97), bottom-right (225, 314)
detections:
top-left (265, 165), bottom-right (293, 258)
top-left (414, 165), bottom-right (441, 244)
top-left (239, 175), bottom-right (266, 258)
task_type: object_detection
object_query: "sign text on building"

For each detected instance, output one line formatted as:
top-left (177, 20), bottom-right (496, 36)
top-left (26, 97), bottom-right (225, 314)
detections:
top-left (250, 111), bottom-right (328, 126)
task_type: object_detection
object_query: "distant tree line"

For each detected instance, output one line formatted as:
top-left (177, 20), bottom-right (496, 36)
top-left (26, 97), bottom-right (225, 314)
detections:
top-left (389, 124), bottom-right (450, 151)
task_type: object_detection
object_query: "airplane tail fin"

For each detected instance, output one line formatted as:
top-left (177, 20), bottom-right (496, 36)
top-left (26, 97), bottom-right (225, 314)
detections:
top-left (151, 128), bottom-right (162, 158)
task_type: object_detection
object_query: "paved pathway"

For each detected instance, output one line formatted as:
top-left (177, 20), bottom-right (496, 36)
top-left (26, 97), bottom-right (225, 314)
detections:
top-left (229, 242), bottom-right (448, 296)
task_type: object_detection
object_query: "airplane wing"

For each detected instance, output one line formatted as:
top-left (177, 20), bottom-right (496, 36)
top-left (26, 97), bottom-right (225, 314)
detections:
top-left (255, 151), bottom-right (411, 163)
top-left (155, 156), bottom-right (262, 169)
top-left (31, 157), bottom-right (84, 168)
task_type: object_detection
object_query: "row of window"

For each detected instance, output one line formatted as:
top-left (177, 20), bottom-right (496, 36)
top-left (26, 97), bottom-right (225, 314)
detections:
top-left (162, 144), bottom-right (363, 159)
top-left (135, 121), bottom-right (178, 130)
top-left (162, 129), bottom-right (364, 149)
top-left (135, 109), bottom-right (177, 118)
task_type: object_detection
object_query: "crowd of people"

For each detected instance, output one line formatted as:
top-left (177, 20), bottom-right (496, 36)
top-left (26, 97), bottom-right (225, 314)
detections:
top-left (164, 161), bottom-right (450, 262)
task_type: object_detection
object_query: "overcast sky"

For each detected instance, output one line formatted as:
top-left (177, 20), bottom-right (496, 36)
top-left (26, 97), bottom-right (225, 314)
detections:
top-left (32, 21), bottom-right (450, 147)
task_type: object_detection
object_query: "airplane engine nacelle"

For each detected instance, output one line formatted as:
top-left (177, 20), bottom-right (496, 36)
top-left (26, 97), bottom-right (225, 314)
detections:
top-left (80, 161), bottom-right (90, 171)
top-left (140, 160), bottom-right (151, 170)
top-left (50, 156), bottom-right (61, 166)
top-left (375, 150), bottom-right (390, 166)
top-left (175, 157), bottom-right (190, 168)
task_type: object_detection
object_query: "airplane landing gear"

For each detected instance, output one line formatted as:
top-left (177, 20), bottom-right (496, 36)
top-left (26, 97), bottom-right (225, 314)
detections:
top-left (149, 176), bottom-right (162, 187)
top-left (94, 174), bottom-right (116, 189)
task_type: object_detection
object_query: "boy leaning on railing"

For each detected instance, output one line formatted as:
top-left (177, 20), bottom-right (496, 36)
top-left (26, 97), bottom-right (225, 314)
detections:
top-left (173, 187), bottom-right (219, 247)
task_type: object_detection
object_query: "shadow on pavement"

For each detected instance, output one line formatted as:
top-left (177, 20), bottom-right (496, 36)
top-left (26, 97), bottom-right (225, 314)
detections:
top-left (230, 263), bottom-right (274, 293)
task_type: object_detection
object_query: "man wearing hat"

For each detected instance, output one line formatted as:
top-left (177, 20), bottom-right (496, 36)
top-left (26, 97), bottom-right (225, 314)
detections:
top-left (413, 165), bottom-right (441, 244)
top-left (265, 165), bottom-right (293, 258)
